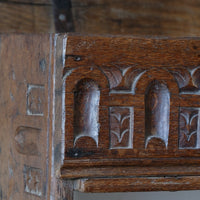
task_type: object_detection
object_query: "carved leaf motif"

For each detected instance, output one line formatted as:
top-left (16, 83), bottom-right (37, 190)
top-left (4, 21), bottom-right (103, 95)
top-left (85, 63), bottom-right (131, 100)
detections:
top-left (101, 63), bottom-right (145, 91)
top-left (180, 112), bottom-right (198, 141)
top-left (123, 68), bottom-right (146, 92)
top-left (170, 66), bottom-right (200, 93)
top-left (109, 107), bottom-right (133, 148)
top-left (192, 67), bottom-right (200, 89)
top-left (179, 108), bottom-right (199, 148)
top-left (111, 112), bottom-right (130, 143)
top-left (170, 68), bottom-right (190, 89)
top-left (101, 65), bottom-right (123, 89)
top-left (109, 67), bottom-right (146, 93)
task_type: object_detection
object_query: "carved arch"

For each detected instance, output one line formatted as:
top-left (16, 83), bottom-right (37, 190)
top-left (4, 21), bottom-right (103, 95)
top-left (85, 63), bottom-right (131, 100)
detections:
top-left (73, 78), bottom-right (100, 147)
top-left (145, 80), bottom-right (170, 148)
top-left (64, 66), bottom-right (109, 151)
top-left (134, 68), bottom-right (179, 150)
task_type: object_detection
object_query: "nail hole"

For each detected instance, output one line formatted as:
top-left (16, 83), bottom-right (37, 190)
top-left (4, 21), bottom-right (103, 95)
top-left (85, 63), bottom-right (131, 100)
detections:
top-left (59, 14), bottom-right (66, 21)
top-left (74, 56), bottom-right (81, 61)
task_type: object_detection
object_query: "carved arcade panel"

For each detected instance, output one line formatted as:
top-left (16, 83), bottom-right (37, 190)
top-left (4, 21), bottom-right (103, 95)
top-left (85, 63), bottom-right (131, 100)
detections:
top-left (63, 36), bottom-right (200, 168)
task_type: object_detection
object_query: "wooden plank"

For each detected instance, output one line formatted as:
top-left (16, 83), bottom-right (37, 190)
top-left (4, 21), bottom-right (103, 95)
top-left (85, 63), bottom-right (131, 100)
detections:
top-left (74, 176), bottom-right (200, 193)
top-left (0, 0), bottom-right (52, 5)
top-left (61, 165), bottom-right (200, 179)
top-left (0, 2), bottom-right (54, 32)
top-left (0, 33), bottom-right (71, 200)
top-left (0, 34), bottom-right (53, 199)
top-left (70, 0), bottom-right (200, 36)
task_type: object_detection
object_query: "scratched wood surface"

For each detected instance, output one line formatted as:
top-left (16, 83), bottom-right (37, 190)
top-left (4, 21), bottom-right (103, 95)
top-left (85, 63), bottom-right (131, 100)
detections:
top-left (0, 34), bottom-right (68, 200)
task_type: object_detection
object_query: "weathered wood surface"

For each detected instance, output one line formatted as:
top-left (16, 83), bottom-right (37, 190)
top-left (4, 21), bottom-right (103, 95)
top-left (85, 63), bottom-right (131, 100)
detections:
top-left (3, 0), bottom-right (52, 4)
top-left (0, 1), bottom-right (54, 33)
top-left (70, 0), bottom-right (200, 36)
top-left (1, 0), bottom-right (200, 35)
top-left (0, 33), bottom-right (68, 200)
top-left (75, 176), bottom-right (200, 193)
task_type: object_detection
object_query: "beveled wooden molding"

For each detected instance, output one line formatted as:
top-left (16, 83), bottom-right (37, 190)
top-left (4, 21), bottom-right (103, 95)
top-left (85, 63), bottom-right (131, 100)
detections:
top-left (74, 176), bottom-right (200, 193)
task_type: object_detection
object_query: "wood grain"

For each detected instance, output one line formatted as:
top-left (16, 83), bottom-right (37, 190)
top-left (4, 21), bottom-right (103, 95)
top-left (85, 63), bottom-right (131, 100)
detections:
top-left (70, 0), bottom-right (200, 36)
top-left (1, 0), bottom-right (200, 35)
top-left (0, 33), bottom-right (71, 200)
top-left (62, 34), bottom-right (200, 192)
top-left (0, 34), bottom-right (53, 199)
top-left (0, 2), bottom-right (54, 32)
top-left (74, 176), bottom-right (200, 193)
top-left (1, 0), bottom-right (52, 4)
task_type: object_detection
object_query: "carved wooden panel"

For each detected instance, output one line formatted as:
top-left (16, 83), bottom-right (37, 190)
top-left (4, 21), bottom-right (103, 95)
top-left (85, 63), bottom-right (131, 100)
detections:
top-left (3, 34), bottom-right (200, 197)
top-left (62, 35), bottom-right (200, 182)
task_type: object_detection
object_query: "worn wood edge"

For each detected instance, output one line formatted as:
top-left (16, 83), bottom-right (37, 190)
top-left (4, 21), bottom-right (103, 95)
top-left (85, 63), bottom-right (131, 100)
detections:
top-left (62, 157), bottom-right (200, 168)
top-left (74, 176), bottom-right (200, 193)
top-left (66, 32), bottom-right (200, 40)
top-left (50, 33), bottom-right (70, 199)
top-left (56, 179), bottom-right (74, 200)
top-left (61, 165), bottom-right (200, 179)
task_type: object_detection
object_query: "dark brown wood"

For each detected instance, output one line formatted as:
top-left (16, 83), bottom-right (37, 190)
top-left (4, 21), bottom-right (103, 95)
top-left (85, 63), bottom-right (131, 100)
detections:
top-left (74, 176), bottom-right (200, 193)
top-left (69, 0), bottom-right (200, 36)
top-left (62, 34), bottom-right (200, 192)
top-left (2, 0), bottom-right (52, 4)
top-left (1, 0), bottom-right (200, 36)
